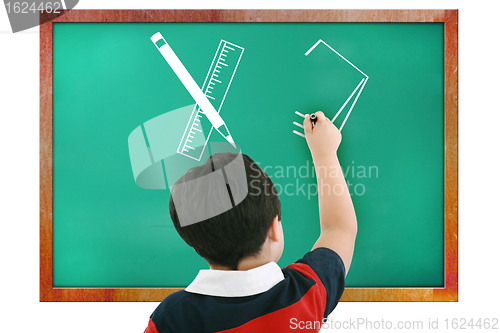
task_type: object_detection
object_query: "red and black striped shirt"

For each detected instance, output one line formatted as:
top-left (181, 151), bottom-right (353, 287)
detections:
top-left (145, 247), bottom-right (345, 333)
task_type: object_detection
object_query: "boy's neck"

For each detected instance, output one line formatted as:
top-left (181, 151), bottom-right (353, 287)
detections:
top-left (207, 220), bottom-right (283, 271)
top-left (208, 256), bottom-right (272, 271)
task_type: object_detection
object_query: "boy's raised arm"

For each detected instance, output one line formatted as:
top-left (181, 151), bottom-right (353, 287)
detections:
top-left (303, 112), bottom-right (358, 275)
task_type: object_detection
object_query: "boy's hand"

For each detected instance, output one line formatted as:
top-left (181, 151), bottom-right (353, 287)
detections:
top-left (303, 111), bottom-right (342, 160)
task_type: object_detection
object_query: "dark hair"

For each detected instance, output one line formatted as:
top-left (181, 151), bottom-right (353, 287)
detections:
top-left (169, 153), bottom-right (281, 270)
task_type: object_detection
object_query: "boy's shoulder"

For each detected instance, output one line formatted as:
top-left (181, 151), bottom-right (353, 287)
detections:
top-left (146, 248), bottom-right (345, 333)
top-left (146, 290), bottom-right (201, 332)
top-left (289, 247), bottom-right (346, 290)
top-left (285, 247), bottom-right (346, 316)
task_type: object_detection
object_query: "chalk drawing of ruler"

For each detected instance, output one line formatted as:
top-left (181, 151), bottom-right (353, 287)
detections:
top-left (177, 40), bottom-right (244, 161)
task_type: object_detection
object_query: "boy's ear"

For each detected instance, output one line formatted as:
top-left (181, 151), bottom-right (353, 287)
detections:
top-left (268, 215), bottom-right (281, 242)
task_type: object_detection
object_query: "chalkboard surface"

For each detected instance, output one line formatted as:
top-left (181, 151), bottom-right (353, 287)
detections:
top-left (52, 22), bottom-right (444, 288)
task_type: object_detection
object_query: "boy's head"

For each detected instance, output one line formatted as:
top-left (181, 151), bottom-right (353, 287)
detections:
top-left (169, 152), bottom-right (281, 270)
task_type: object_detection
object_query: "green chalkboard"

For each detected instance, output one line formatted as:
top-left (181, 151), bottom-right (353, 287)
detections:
top-left (52, 22), bottom-right (444, 288)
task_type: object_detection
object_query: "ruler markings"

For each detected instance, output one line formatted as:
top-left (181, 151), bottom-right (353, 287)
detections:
top-left (175, 39), bottom-right (226, 156)
top-left (177, 40), bottom-right (244, 161)
top-left (217, 42), bottom-right (244, 124)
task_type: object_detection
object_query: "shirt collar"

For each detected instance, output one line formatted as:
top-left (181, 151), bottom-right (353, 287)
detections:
top-left (185, 262), bottom-right (285, 297)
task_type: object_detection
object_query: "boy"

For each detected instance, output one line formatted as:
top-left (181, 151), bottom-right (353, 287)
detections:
top-left (145, 112), bottom-right (357, 333)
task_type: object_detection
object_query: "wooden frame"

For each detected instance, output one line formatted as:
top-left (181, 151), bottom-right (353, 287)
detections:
top-left (40, 9), bottom-right (458, 302)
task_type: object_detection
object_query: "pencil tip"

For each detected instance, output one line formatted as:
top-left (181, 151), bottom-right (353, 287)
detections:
top-left (226, 134), bottom-right (237, 148)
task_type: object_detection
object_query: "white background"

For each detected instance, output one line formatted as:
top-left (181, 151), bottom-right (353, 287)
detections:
top-left (1, 1), bottom-right (498, 332)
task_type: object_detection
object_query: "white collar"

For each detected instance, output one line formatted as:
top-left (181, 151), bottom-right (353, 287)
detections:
top-left (185, 262), bottom-right (285, 297)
